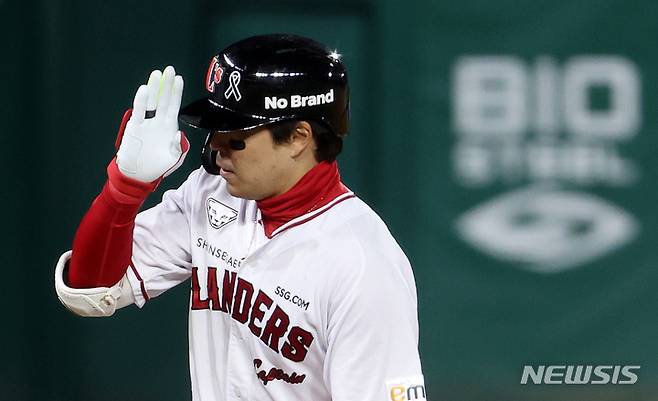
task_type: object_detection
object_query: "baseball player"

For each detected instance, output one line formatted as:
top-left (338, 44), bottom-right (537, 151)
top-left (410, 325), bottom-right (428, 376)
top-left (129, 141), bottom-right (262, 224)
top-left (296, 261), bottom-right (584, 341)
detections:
top-left (55, 34), bottom-right (426, 401)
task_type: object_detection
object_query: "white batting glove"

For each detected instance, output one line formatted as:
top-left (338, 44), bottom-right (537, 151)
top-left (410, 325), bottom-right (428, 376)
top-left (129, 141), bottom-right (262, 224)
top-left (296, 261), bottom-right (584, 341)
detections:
top-left (116, 66), bottom-right (189, 183)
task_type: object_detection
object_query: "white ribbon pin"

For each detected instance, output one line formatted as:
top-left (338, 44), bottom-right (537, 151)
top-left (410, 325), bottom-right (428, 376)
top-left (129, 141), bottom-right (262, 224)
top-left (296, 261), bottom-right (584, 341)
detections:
top-left (224, 71), bottom-right (242, 101)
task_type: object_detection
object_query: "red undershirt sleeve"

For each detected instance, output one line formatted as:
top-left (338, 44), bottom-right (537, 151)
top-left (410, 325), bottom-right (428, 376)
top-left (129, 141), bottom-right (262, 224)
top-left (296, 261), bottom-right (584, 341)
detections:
top-left (67, 160), bottom-right (160, 288)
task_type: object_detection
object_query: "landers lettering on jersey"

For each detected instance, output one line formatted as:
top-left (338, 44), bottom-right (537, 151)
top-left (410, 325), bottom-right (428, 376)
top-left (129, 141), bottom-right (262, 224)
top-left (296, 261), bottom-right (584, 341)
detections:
top-left (191, 267), bottom-right (314, 363)
top-left (264, 89), bottom-right (334, 110)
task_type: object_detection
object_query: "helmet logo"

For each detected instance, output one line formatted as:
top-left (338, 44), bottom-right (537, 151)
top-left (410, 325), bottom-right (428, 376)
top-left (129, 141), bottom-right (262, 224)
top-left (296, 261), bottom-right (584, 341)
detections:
top-left (224, 71), bottom-right (242, 101)
top-left (205, 56), bottom-right (223, 93)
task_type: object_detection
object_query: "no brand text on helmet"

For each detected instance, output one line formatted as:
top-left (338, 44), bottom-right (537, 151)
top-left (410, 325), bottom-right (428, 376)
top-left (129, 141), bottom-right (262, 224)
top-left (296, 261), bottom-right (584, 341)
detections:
top-left (264, 89), bottom-right (334, 110)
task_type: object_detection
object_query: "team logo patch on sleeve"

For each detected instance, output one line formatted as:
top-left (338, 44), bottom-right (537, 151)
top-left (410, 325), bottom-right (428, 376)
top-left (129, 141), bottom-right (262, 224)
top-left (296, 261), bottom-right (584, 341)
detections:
top-left (386, 375), bottom-right (427, 401)
top-left (206, 198), bottom-right (238, 229)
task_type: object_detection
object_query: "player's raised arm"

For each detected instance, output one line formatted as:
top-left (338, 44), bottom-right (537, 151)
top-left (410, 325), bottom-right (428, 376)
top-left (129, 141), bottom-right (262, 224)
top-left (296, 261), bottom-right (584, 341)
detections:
top-left (54, 66), bottom-right (188, 317)
top-left (116, 67), bottom-right (187, 183)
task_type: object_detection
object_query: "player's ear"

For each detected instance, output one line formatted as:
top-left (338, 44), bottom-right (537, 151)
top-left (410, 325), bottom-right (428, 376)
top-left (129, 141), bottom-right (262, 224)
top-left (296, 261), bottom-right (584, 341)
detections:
top-left (288, 121), bottom-right (314, 158)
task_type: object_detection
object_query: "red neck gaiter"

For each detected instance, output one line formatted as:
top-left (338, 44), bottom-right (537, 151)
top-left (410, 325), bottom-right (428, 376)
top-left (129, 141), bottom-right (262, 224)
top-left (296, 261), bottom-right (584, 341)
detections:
top-left (256, 161), bottom-right (349, 238)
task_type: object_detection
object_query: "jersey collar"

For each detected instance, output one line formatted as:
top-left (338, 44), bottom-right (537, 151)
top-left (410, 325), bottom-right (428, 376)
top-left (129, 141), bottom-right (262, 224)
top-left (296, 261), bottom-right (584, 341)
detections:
top-left (256, 161), bottom-right (353, 238)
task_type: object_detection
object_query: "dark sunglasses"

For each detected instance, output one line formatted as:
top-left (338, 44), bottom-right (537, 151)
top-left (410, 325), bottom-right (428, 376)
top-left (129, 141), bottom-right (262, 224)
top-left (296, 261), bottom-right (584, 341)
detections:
top-left (222, 129), bottom-right (259, 151)
top-left (228, 139), bottom-right (246, 150)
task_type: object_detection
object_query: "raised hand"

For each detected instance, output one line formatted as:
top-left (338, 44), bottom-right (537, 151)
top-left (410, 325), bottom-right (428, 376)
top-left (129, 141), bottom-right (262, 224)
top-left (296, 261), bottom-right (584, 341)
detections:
top-left (116, 66), bottom-right (189, 183)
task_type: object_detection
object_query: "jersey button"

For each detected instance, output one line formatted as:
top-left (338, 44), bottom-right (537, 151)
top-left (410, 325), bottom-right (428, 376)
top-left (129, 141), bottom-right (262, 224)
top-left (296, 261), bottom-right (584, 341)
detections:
top-left (234, 386), bottom-right (242, 398)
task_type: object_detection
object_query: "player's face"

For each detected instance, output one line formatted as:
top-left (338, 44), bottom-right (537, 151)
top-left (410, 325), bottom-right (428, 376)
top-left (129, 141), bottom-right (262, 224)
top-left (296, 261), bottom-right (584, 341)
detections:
top-left (209, 127), bottom-right (297, 200)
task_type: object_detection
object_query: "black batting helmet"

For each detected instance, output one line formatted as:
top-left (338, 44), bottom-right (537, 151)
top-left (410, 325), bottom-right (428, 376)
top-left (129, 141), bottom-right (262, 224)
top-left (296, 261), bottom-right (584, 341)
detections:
top-left (179, 34), bottom-right (350, 138)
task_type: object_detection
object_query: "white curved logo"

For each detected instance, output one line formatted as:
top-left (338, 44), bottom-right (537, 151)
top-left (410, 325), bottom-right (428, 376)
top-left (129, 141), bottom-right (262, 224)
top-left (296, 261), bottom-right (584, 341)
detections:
top-left (455, 185), bottom-right (638, 273)
top-left (207, 198), bottom-right (238, 230)
top-left (224, 71), bottom-right (242, 101)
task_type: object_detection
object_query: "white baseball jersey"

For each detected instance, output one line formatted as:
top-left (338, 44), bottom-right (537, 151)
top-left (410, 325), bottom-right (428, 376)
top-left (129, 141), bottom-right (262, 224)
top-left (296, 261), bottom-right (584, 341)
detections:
top-left (116, 167), bottom-right (426, 401)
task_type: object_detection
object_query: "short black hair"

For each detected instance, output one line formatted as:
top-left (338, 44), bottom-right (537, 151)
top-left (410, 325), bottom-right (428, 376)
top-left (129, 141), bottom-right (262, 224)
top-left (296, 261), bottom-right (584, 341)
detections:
top-left (268, 120), bottom-right (343, 162)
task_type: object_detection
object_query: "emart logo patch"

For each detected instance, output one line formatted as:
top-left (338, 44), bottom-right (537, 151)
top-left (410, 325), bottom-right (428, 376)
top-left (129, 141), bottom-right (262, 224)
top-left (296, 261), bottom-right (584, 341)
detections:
top-left (386, 375), bottom-right (427, 401)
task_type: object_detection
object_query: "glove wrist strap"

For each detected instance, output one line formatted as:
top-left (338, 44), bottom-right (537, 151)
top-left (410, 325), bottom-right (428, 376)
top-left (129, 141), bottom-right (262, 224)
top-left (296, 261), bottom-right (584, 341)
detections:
top-left (106, 159), bottom-right (160, 204)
